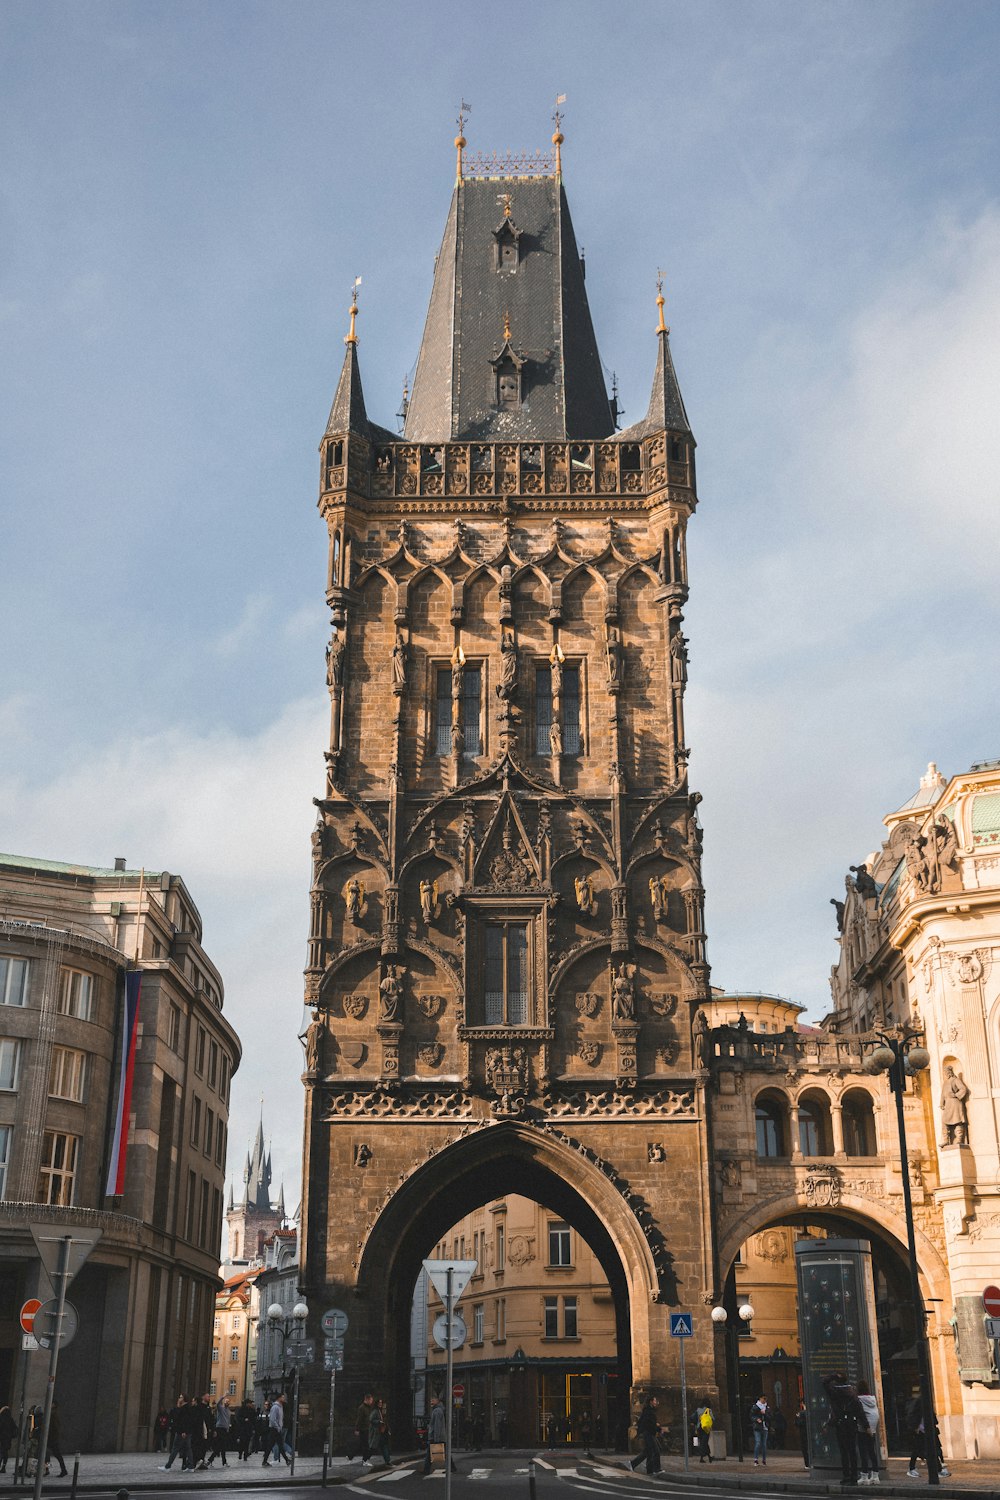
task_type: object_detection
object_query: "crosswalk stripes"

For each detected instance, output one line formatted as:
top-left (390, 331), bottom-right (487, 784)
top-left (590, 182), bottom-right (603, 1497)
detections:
top-left (375, 1465), bottom-right (418, 1481)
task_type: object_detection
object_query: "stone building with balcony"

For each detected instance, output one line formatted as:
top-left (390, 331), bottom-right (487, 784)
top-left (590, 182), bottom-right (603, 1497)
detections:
top-left (0, 853), bottom-right (240, 1450)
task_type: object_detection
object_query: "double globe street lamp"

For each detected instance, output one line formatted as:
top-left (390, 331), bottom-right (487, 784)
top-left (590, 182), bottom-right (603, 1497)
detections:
top-left (710, 1300), bottom-right (754, 1460)
top-left (863, 1025), bottom-right (939, 1485)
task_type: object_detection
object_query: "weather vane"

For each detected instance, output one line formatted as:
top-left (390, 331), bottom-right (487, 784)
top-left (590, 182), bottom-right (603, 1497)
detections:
top-left (552, 93), bottom-right (567, 132)
top-left (345, 276), bottom-right (362, 344)
top-left (457, 99), bottom-right (471, 136)
top-left (656, 268), bottom-right (667, 333)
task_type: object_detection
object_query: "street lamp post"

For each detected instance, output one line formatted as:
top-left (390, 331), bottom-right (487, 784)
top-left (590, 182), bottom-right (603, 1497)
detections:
top-left (710, 1300), bottom-right (753, 1461)
top-left (261, 1300), bottom-right (309, 1477)
top-left (864, 1025), bottom-right (938, 1486)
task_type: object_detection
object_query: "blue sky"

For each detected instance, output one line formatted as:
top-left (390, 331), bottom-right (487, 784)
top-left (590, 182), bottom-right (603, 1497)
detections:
top-left (2, 1), bottom-right (998, 1201)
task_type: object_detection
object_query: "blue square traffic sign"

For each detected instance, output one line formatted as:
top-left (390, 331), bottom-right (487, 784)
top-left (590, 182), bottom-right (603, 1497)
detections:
top-left (670, 1312), bottom-right (693, 1337)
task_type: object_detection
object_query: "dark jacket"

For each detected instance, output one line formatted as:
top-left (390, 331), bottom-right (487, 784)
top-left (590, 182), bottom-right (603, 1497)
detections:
top-left (636, 1402), bottom-right (660, 1437)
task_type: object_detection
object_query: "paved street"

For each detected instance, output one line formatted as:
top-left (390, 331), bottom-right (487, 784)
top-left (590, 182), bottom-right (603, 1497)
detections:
top-left (9, 1447), bottom-right (1000, 1498)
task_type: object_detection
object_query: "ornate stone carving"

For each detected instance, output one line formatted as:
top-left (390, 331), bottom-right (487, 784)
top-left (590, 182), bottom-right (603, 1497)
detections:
top-left (417, 1042), bottom-right (444, 1068)
top-left (611, 962), bottom-right (636, 1021)
top-left (343, 993), bottom-right (368, 1020)
top-left (803, 1168), bottom-right (842, 1208)
top-left (542, 1085), bottom-right (696, 1119)
top-left (419, 878), bottom-right (441, 923)
top-left (957, 952), bottom-right (984, 985)
top-left (391, 630), bottom-right (407, 690)
top-left (575, 992), bottom-right (601, 1018)
top-left (415, 993), bottom-right (445, 1019)
top-left (693, 1010), bottom-right (710, 1070)
top-left (344, 877), bottom-right (368, 924)
top-left (579, 1041), bottom-right (601, 1067)
top-left (754, 1229), bottom-right (789, 1263)
top-left (940, 1065), bottom-right (970, 1146)
top-left (303, 1011), bottom-right (324, 1074)
top-left (574, 873), bottom-right (597, 916)
top-left (326, 631), bottom-right (346, 690)
top-left (496, 628), bottom-right (518, 700)
top-left (379, 964), bottom-right (403, 1022)
top-left (485, 1046), bottom-right (529, 1093)
top-left (508, 1233), bottom-right (535, 1268)
top-left (648, 990), bottom-right (678, 1019)
top-left (353, 1143), bottom-right (372, 1168)
top-left (647, 1142), bottom-right (666, 1163)
top-left (340, 1040), bottom-right (365, 1067)
top-left (322, 1086), bottom-right (471, 1119)
top-left (648, 875), bottom-right (668, 921)
top-left (720, 1159), bottom-right (742, 1189)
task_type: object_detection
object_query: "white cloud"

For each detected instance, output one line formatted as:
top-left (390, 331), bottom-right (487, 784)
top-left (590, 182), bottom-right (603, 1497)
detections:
top-left (211, 592), bottom-right (272, 658)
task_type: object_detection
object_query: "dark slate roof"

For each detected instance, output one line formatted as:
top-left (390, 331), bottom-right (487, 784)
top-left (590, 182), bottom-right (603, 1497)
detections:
top-left (324, 342), bottom-right (370, 441)
top-left (404, 175), bottom-right (614, 442)
top-left (618, 329), bottom-right (692, 441)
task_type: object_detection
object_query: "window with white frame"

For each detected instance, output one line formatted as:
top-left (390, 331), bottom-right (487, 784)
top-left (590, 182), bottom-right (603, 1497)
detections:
top-left (212, 1347), bottom-right (220, 1363)
top-left (229, 1345), bottom-right (239, 1361)
top-left (49, 1046), bottom-right (86, 1102)
top-left (543, 1296), bottom-right (559, 1339)
top-left (228, 1380), bottom-right (237, 1397)
top-left (548, 1222), bottom-right (572, 1267)
top-left (59, 969), bottom-right (93, 1021)
top-left (209, 1382), bottom-right (216, 1398)
top-left (0, 957), bottom-right (29, 1007)
top-left (0, 1125), bottom-right (11, 1199)
top-left (473, 1303), bottom-right (484, 1343)
top-left (37, 1131), bottom-right (79, 1206)
top-left (0, 1039), bottom-right (21, 1092)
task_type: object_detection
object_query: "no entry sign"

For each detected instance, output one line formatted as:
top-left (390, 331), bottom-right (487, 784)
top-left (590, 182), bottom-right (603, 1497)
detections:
top-left (983, 1286), bottom-right (1000, 1317)
top-left (19, 1299), bottom-right (41, 1334)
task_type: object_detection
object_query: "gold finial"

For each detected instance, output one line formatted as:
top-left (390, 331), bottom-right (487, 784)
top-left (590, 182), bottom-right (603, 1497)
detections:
top-left (501, 191), bottom-right (513, 219)
top-left (455, 99), bottom-right (471, 182)
top-left (552, 93), bottom-right (566, 176)
top-left (345, 276), bottom-right (362, 345)
top-left (502, 308), bottom-right (511, 342)
top-left (655, 268), bottom-right (668, 334)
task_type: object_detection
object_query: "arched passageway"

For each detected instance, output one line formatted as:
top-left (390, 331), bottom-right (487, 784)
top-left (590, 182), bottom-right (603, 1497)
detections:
top-left (338, 1123), bottom-right (660, 1449)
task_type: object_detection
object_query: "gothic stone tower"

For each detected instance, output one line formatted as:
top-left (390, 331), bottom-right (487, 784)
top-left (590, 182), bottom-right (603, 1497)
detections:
top-left (300, 126), bottom-right (716, 1440)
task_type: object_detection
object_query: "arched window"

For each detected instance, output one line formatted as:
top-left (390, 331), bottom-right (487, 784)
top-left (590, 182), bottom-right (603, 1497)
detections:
top-left (843, 1089), bottom-right (877, 1157)
top-left (755, 1091), bottom-right (788, 1158)
top-left (798, 1091), bottom-right (833, 1156)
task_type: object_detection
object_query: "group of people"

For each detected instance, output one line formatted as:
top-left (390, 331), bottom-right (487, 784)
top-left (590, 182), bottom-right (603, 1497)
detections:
top-left (155, 1392), bottom-right (295, 1470)
top-left (347, 1392), bottom-right (392, 1470)
top-left (0, 1402), bottom-right (68, 1479)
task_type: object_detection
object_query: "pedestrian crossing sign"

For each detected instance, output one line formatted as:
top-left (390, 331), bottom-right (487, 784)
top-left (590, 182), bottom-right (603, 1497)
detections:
top-left (670, 1312), bottom-right (693, 1337)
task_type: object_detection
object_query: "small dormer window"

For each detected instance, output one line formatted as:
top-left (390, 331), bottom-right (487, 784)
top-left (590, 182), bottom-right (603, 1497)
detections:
top-left (492, 206), bottom-right (522, 274)
top-left (497, 359), bottom-right (519, 407)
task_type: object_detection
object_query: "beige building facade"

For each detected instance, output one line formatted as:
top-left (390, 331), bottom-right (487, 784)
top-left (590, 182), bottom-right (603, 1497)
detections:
top-left (0, 854), bottom-right (240, 1450)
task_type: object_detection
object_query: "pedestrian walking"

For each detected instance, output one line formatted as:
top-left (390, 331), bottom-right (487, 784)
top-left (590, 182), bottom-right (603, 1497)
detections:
top-left (45, 1403), bottom-right (69, 1478)
top-left (579, 1409), bottom-right (594, 1459)
top-left (349, 1393), bottom-right (374, 1462)
top-left (629, 1396), bottom-right (662, 1475)
top-left (236, 1399), bottom-right (255, 1460)
top-left (750, 1394), bottom-right (770, 1466)
top-left (0, 1406), bottom-right (17, 1473)
top-left (263, 1393), bottom-right (291, 1466)
top-left (795, 1398), bottom-right (809, 1468)
top-left (856, 1381), bottom-right (880, 1484)
top-left (153, 1408), bottom-right (170, 1453)
top-left (366, 1398), bottom-right (390, 1468)
top-left (189, 1395), bottom-right (210, 1469)
top-left (206, 1395), bottom-right (231, 1466)
top-left (904, 1390), bottom-right (950, 1480)
top-left (695, 1403), bottom-right (714, 1463)
top-left (423, 1396), bottom-right (446, 1474)
top-left (256, 1401), bottom-right (272, 1457)
top-left (823, 1371), bottom-right (864, 1485)
top-left (160, 1394), bottom-right (190, 1470)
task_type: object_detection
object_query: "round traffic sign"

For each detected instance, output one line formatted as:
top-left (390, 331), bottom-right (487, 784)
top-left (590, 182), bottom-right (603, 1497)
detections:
top-left (19, 1299), bottom-right (42, 1334)
top-left (35, 1300), bottom-right (79, 1350)
top-left (432, 1311), bottom-right (466, 1351)
top-left (983, 1285), bottom-right (1000, 1317)
top-left (452, 1384), bottom-right (464, 1398)
top-left (321, 1307), bottom-right (349, 1336)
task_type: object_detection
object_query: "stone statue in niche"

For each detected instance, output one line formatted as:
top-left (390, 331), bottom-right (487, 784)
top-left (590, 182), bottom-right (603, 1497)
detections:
top-left (670, 631), bottom-right (688, 686)
top-left (648, 874), bottom-right (668, 921)
top-left (451, 722), bottom-right (465, 755)
top-left (311, 815), bottom-right (327, 865)
top-left (720, 1160), bottom-right (741, 1189)
top-left (354, 1143), bottom-right (372, 1168)
top-left (606, 626), bottom-right (623, 687)
top-left (549, 719), bottom-right (562, 755)
top-left (693, 1010), bottom-right (710, 1070)
top-left (611, 963), bottom-right (636, 1022)
top-left (940, 1065), bottom-right (970, 1146)
top-left (905, 834), bottom-right (930, 892)
top-left (574, 873), bottom-right (597, 916)
top-left (926, 815), bottom-right (960, 892)
top-left (379, 964), bottom-right (403, 1023)
top-left (344, 877), bottom-right (367, 924)
top-left (647, 1142), bottom-right (666, 1163)
top-left (497, 629), bottom-right (518, 700)
top-left (549, 645), bottom-right (564, 695)
top-left (304, 1011), bottom-right (324, 1074)
top-left (326, 631), bottom-right (346, 690)
top-left (419, 878), bottom-right (441, 923)
top-left (391, 631), bottom-right (407, 688)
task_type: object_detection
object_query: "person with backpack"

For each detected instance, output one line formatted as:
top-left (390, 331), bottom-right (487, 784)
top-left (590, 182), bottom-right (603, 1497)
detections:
top-left (695, 1404), bottom-right (714, 1463)
top-left (749, 1395), bottom-right (770, 1466)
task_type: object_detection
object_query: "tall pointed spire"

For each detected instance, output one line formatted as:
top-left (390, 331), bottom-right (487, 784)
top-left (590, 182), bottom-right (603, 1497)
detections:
top-left (324, 279), bottom-right (370, 441)
top-left (277, 1181), bottom-right (286, 1220)
top-left (618, 273), bottom-right (692, 440)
